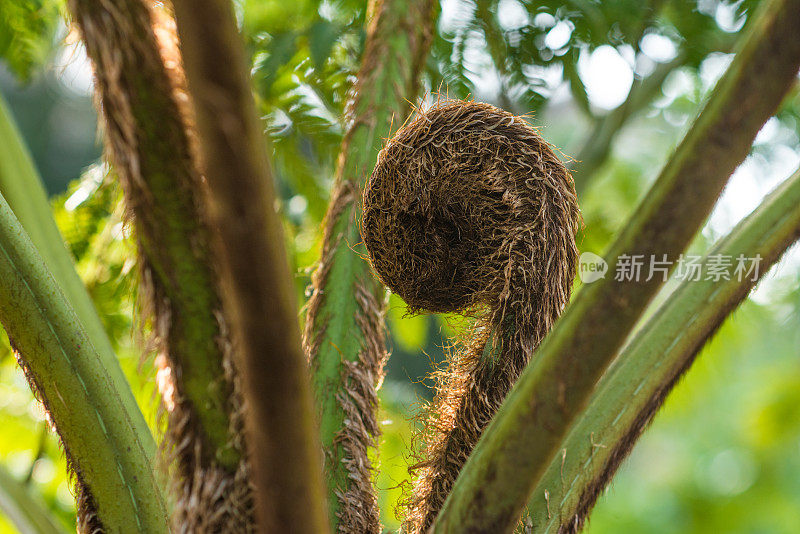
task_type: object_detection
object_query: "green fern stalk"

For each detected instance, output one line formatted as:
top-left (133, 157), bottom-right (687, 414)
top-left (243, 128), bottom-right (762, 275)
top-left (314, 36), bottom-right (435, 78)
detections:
top-left (67, 0), bottom-right (241, 472)
top-left (302, 0), bottom-right (437, 530)
top-left (0, 92), bottom-right (151, 452)
top-left (0, 190), bottom-right (169, 532)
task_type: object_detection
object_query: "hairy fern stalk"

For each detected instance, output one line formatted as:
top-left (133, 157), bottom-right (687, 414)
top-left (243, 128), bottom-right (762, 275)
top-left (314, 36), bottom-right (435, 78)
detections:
top-left (68, 0), bottom-right (252, 529)
top-left (302, 0), bottom-right (437, 531)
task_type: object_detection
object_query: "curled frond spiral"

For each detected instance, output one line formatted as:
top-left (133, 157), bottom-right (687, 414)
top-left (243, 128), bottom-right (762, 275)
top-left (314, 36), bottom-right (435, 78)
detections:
top-left (361, 100), bottom-right (581, 531)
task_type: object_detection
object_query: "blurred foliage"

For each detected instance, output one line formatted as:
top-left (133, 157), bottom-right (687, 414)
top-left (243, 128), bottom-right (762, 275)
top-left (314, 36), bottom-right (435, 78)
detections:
top-left (430, 0), bottom-right (756, 112)
top-left (1, 0), bottom-right (800, 532)
top-left (0, 0), bottom-right (99, 196)
top-left (0, 0), bottom-right (62, 80)
top-left (244, 0), bottom-right (364, 228)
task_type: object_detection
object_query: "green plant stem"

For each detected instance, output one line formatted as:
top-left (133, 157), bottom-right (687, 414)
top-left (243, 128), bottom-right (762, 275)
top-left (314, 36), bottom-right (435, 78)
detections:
top-left (68, 0), bottom-right (239, 469)
top-left (433, 0), bottom-right (800, 531)
top-left (525, 166), bottom-right (800, 533)
top-left (0, 92), bottom-right (153, 458)
top-left (302, 0), bottom-right (437, 530)
top-left (171, 0), bottom-right (329, 530)
top-left (0, 463), bottom-right (66, 534)
top-left (0, 191), bottom-right (168, 532)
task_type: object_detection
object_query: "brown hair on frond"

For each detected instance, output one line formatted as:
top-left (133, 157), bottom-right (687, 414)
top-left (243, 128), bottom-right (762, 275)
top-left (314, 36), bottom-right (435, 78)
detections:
top-left (361, 99), bottom-right (581, 532)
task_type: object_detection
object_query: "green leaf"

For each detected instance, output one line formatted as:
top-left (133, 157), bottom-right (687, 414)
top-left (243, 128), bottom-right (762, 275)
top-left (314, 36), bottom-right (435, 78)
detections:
top-left (563, 52), bottom-right (592, 117)
top-left (0, 0), bottom-right (62, 79)
top-left (253, 31), bottom-right (298, 92)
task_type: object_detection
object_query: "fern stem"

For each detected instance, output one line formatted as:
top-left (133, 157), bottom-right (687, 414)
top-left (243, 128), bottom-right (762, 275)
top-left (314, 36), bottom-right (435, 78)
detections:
top-left (303, 0), bottom-right (437, 530)
top-left (171, 0), bottom-right (330, 530)
top-left (66, 0), bottom-right (253, 527)
top-left (0, 191), bottom-right (169, 532)
top-left (0, 92), bottom-right (151, 456)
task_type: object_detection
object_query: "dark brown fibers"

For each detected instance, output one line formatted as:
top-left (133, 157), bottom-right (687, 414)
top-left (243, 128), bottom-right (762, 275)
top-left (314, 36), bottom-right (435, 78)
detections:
top-left (361, 100), bottom-right (581, 532)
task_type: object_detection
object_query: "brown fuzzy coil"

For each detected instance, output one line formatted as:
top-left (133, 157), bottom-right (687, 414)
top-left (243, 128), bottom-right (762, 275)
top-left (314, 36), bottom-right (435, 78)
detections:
top-left (361, 100), bottom-right (581, 532)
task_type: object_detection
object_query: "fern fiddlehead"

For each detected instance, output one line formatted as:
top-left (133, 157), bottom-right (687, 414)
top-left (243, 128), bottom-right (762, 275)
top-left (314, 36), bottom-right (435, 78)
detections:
top-left (361, 100), bottom-right (581, 532)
